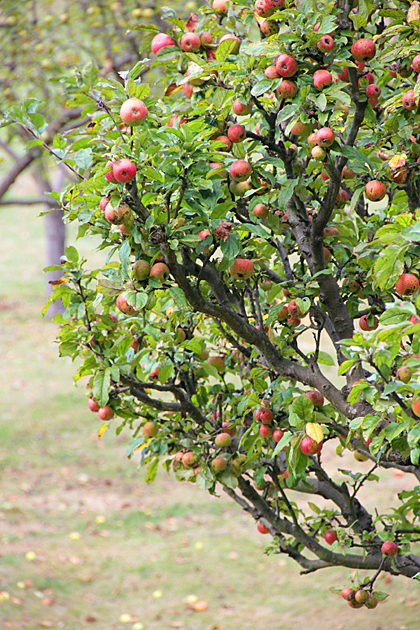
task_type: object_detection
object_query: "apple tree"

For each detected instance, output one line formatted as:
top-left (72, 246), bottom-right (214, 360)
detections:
top-left (6, 0), bottom-right (420, 606)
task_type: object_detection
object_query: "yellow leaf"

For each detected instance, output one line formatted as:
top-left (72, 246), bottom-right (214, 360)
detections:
top-left (119, 613), bottom-right (134, 623)
top-left (389, 153), bottom-right (407, 171)
top-left (69, 531), bottom-right (81, 540)
top-left (407, 1), bottom-right (420, 24)
top-left (306, 422), bottom-right (323, 444)
top-left (98, 423), bottom-right (107, 440)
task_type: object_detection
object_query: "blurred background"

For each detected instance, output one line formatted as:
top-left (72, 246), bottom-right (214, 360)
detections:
top-left (0, 2), bottom-right (419, 629)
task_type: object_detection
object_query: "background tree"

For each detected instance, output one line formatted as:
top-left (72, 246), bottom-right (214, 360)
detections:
top-left (4, 0), bottom-right (420, 609)
top-left (0, 0), bottom-right (193, 312)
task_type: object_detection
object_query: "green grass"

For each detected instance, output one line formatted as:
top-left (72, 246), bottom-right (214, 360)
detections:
top-left (0, 201), bottom-right (420, 630)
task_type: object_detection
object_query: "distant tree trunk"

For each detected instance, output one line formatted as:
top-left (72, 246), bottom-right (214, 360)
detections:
top-left (35, 166), bottom-right (66, 317)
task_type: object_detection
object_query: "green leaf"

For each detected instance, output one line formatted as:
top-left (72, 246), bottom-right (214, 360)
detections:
top-left (374, 245), bottom-right (406, 290)
top-left (119, 240), bottom-right (131, 277)
top-left (278, 179), bottom-right (297, 208)
top-left (145, 458), bottom-right (159, 483)
top-left (221, 233), bottom-right (240, 259)
top-left (272, 433), bottom-right (293, 456)
top-left (74, 148), bottom-right (93, 171)
top-left (216, 38), bottom-right (238, 62)
top-left (338, 359), bottom-right (356, 375)
top-left (291, 395), bottom-right (314, 420)
top-left (93, 368), bottom-right (111, 407)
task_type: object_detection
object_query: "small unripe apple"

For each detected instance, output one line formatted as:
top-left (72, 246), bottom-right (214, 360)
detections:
top-left (120, 98), bottom-right (148, 126)
top-left (98, 406), bottom-right (114, 420)
top-left (132, 260), bottom-right (151, 281)
top-left (311, 146), bottom-right (326, 161)
top-left (324, 529), bottom-right (338, 545)
top-left (365, 596), bottom-right (378, 609)
top-left (381, 540), bottom-right (398, 556)
top-left (143, 421), bottom-right (158, 438)
top-left (354, 451), bottom-right (369, 462)
top-left (180, 32), bottom-right (201, 52)
top-left (355, 590), bottom-right (369, 604)
top-left (348, 599), bottom-right (364, 609)
top-left (208, 356), bottom-right (226, 373)
top-left (183, 451), bottom-right (198, 468)
top-left (201, 31), bottom-right (213, 46)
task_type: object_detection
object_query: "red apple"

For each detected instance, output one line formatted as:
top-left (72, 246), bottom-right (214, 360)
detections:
top-left (403, 89), bottom-right (417, 111)
top-left (317, 35), bottom-right (334, 52)
top-left (230, 160), bottom-right (252, 182)
top-left (215, 432), bottom-right (232, 447)
top-left (287, 316), bottom-right (301, 327)
top-left (180, 32), bottom-right (201, 52)
top-left (222, 422), bottom-right (237, 437)
top-left (228, 124), bottom-right (246, 143)
top-left (341, 587), bottom-right (354, 601)
top-left (324, 529), bottom-right (338, 545)
top-left (208, 356), bottom-right (226, 373)
top-left (359, 314), bottom-right (379, 331)
top-left (182, 451), bottom-right (198, 468)
top-left (257, 520), bottom-right (270, 534)
top-left (305, 390), bottom-right (324, 407)
top-left (143, 421), bottom-right (158, 438)
top-left (113, 158), bottom-right (137, 183)
top-left (288, 299), bottom-right (302, 318)
top-left (312, 146), bottom-right (326, 161)
top-left (381, 540), bottom-right (398, 556)
top-left (253, 203), bottom-right (268, 219)
top-left (351, 38), bottom-right (376, 62)
top-left (255, 407), bottom-right (273, 424)
top-left (105, 160), bottom-right (117, 183)
top-left (273, 429), bottom-right (284, 442)
top-left (313, 69), bottom-right (332, 90)
top-left (264, 65), bottom-right (279, 80)
top-left (88, 398), bottom-right (100, 412)
top-left (315, 127), bottom-right (335, 147)
top-left (277, 305), bottom-right (289, 321)
top-left (395, 273), bottom-right (419, 296)
top-left (99, 196), bottom-right (110, 212)
top-left (300, 436), bottom-right (318, 455)
top-left (412, 54), bottom-right (420, 73)
top-left (211, 455), bottom-right (227, 473)
top-left (233, 98), bottom-right (252, 115)
top-left (150, 262), bottom-right (170, 283)
top-left (259, 425), bottom-right (273, 438)
top-left (120, 98), bottom-right (148, 126)
top-left (132, 260), bottom-right (151, 281)
top-left (365, 596), bottom-right (378, 609)
top-left (116, 291), bottom-right (137, 316)
top-left (230, 258), bottom-right (255, 280)
top-left (275, 53), bottom-right (298, 78)
top-left (183, 82), bottom-right (194, 99)
top-left (365, 180), bottom-right (386, 201)
top-left (337, 66), bottom-right (349, 82)
top-left (213, 135), bottom-right (232, 150)
top-left (276, 80), bottom-right (297, 99)
top-left (412, 398), bottom-right (420, 417)
top-left (98, 406), bottom-right (114, 420)
top-left (151, 33), bottom-right (176, 55)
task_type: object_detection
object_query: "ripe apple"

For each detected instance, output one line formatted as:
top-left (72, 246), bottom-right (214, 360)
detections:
top-left (257, 520), bottom-right (270, 534)
top-left (381, 540), bottom-right (398, 556)
top-left (288, 299), bottom-right (302, 318)
top-left (212, 0), bottom-right (227, 11)
top-left (359, 314), bottom-right (379, 331)
top-left (113, 159), bottom-right (137, 183)
top-left (88, 398), bottom-right (100, 412)
top-left (259, 425), bottom-right (273, 438)
top-left (412, 398), bottom-right (420, 417)
top-left (233, 98), bottom-right (252, 115)
top-left (208, 356), bottom-right (226, 373)
top-left (116, 291), bottom-right (137, 316)
top-left (317, 35), bottom-right (334, 52)
top-left (342, 165), bottom-right (356, 179)
top-left (348, 599), bottom-right (364, 609)
top-left (99, 196), bottom-right (110, 212)
top-left (253, 203), bottom-right (268, 219)
top-left (213, 134), bottom-right (232, 150)
top-left (151, 33), bottom-right (176, 55)
top-left (324, 529), bottom-right (338, 545)
top-left (230, 160), bottom-right (252, 182)
top-left (264, 65), bottom-right (279, 80)
top-left (341, 587), bottom-right (354, 601)
top-left (290, 121), bottom-right (312, 138)
top-left (132, 260), bottom-right (151, 281)
top-left (276, 80), bottom-right (297, 99)
top-left (275, 53), bottom-right (298, 77)
top-left (366, 84), bottom-right (381, 99)
top-left (215, 432), bottom-right (232, 447)
top-left (305, 390), bottom-right (324, 406)
top-left (120, 98), bottom-right (148, 125)
top-left (355, 590), bottom-right (369, 604)
top-left (201, 31), bottom-right (213, 46)
top-left (143, 421), bottom-right (158, 438)
top-left (395, 272), bottom-right (419, 296)
top-left (351, 38), bottom-right (376, 62)
top-left (167, 114), bottom-right (187, 127)
top-left (180, 32), bottom-right (201, 52)
top-left (300, 436), bottom-right (318, 455)
top-left (211, 455), bottom-right (227, 473)
top-left (230, 258), bottom-right (255, 280)
top-left (337, 66), bottom-right (349, 82)
top-left (98, 406), bottom-right (114, 420)
top-left (228, 124), bottom-right (246, 143)
top-left (273, 429), bottom-right (284, 442)
top-left (105, 160), bottom-right (117, 183)
top-left (313, 69), bottom-right (332, 90)
top-left (105, 202), bottom-right (131, 225)
top-left (287, 316), bottom-right (301, 327)
top-left (198, 228), bottom-right (211, 253)
top-left (412, 53), bottom-right (420, 73)
top-left (402, 89), bottom-right (417, 111)
top-left (277, 305), bottom-right (289, 321)
top-left (183, 82), bottom-right (194, 99)
top-left (255, 407), bottom-right (273, 424)
top-left (365, 180), bottom-right (386, 201)
top-left (315, 127), bottom-right (335, 147)
top-left (222, 422), bottom-right (236, 437)
top-left (324, 226), bottom-right (340, 237)
top-left (150, 262), bottom-right (170, 283)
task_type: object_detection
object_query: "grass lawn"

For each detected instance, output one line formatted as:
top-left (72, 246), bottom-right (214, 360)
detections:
top-left (0, 201), bottom-right (419, 630)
